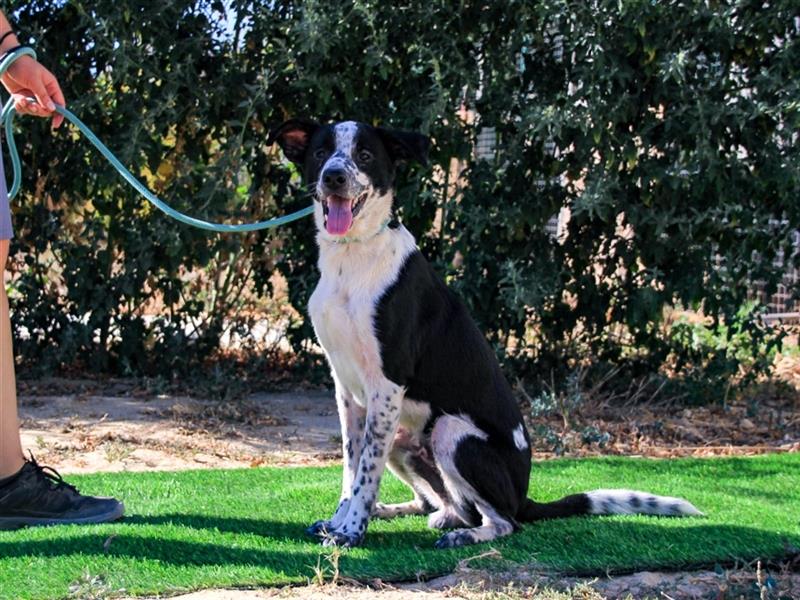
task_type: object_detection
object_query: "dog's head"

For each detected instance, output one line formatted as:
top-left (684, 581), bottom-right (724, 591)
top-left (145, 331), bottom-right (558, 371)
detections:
top-left (269, 119), bottom-right (429, 239)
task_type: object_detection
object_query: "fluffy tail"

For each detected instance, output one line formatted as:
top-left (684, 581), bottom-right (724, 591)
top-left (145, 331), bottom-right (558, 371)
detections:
top-left (517, 489), bottom-right (703, 522)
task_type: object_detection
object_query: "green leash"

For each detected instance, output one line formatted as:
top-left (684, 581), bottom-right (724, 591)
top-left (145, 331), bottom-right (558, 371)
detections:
top-left (0, 46), bottom-right (314, 233)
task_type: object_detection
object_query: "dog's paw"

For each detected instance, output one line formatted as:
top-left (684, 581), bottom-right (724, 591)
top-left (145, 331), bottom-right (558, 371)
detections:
top-left (305, 519), bottom-right (333, 537)
top-left (371, 502), bottom-right (392, 519)
top-left (320, 528), bottom-right (364, 548)
top-left (434, 529), bottom-right (476, 549)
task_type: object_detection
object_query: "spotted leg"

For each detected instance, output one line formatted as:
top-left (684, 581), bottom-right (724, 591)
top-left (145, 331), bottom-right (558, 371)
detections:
top-left (307, 380), bottom-right (365, 536)
top-left (316, 381), bottom-right (404, 547)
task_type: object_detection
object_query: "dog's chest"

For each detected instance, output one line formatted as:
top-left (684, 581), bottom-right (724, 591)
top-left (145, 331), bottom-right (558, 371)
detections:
top-left (309, 229), bottom-right (416, 402)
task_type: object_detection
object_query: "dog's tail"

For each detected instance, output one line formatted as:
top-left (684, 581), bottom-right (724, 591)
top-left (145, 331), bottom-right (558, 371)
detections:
top-left (517, 489), bottom-right (703, 522)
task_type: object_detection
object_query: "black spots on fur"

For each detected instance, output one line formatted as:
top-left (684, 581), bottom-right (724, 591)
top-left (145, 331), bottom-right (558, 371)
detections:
top-left (343, 399), bottom-right (350, 408)
top-left (629, 494), bottom-right (641, 508)
top-left (346, 440), bottom-right (354, 458)
top-left (385, 395), bottom-right (391, 402)
top-left (389, 405), bottom-right (398, 412)
top-left (339, 266), bottom-right (343, 277)
top-left (647, 497), bottom-right (659, 510)
top-left (669, 503), bottom-right (682, 515)
top-left (353, 486), bottom-right (360, 496)
top-left (360, 475), bottom-right (366, 486)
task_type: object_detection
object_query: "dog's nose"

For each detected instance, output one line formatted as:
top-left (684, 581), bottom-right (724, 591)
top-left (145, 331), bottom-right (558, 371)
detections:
top-left (322, 168), bottom-right (347, 192)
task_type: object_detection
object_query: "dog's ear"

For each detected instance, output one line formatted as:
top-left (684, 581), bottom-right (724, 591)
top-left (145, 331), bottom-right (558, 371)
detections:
top-left (268, 118), bottom-right (320, 165)
top-left (376, 128), bottom-right (430, 167)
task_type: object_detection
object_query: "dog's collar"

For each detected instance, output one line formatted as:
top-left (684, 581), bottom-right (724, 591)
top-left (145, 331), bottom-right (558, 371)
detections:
top-left (325, 217), bottom-right (394, 244)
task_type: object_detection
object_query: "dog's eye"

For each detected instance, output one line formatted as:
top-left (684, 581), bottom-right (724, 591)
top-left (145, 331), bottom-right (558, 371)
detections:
top-left (357, 150), bottom-right (372, 162)
top-left (314, 149), bottom-right (328, 161)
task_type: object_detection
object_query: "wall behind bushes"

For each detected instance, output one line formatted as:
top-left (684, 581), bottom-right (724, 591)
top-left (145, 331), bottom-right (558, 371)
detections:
top-left (3, 1), bottom-right (798, 393)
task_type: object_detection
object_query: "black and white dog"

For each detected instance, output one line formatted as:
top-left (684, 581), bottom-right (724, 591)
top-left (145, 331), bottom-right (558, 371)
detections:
top-left (268, 119), bottom-right (701, 549)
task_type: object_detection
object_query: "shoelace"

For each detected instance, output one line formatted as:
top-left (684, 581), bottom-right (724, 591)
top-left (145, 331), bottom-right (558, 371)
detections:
top-left (26, 452), bottom-right (79, 494)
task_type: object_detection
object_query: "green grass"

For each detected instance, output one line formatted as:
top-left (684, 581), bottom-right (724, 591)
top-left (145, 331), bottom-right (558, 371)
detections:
top-left (1, 454), bottom-right (798, 600)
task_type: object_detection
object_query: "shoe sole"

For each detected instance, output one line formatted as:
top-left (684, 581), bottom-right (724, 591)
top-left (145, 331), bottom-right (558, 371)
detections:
top-left (0, 502), bottom-right (125, 530)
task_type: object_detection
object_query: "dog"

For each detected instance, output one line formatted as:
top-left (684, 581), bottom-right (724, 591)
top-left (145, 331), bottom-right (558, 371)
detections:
top-left (268, 119), bottom-right (702, 548)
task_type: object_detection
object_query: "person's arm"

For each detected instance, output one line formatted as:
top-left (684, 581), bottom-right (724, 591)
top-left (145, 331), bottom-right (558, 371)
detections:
top-left (0, 10), bottom-right (65, 128)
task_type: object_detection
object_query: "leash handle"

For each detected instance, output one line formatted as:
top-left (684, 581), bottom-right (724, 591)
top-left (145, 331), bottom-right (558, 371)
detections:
top-left (0, 46), bottom-right (314, 233)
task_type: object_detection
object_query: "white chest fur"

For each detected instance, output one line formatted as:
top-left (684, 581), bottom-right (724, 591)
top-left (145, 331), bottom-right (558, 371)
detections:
top-left (308, 225), bottom-right (417, 403)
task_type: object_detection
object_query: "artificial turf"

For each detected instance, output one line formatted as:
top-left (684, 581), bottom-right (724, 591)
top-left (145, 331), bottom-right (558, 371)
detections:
top-left (0, 453), bottom-right (798, 600)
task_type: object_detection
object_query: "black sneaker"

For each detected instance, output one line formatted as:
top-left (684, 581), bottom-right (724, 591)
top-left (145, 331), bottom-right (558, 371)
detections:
top-left (0, 457), bottom-right (124, 530)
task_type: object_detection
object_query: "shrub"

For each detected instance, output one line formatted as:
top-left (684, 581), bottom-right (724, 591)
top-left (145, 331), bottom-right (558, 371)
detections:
top-left (5, 1), bottom-right (798, 396)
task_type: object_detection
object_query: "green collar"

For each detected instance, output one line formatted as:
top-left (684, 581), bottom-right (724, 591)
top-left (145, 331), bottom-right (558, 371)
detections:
top-left (326, 218), bottom-right (393, 244)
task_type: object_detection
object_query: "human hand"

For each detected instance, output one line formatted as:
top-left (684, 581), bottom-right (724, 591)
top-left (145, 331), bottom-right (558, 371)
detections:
top-left (1, 54), bottom-right (65, 128)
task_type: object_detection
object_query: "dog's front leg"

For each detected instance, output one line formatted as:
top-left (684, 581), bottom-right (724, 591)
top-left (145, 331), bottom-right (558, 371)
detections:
top-left (318, 382), bottom-right (404, 547)
top-left (307, 382), bottom-right (365, 536)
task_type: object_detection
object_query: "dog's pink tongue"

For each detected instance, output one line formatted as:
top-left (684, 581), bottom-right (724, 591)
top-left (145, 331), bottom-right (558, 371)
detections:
top-left (326, 196), bottom-right (353, 235)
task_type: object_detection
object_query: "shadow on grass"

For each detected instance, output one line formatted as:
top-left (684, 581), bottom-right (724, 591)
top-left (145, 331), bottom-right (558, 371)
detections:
top-left (0, 534), bottom-right (349, 579)
top-left (121, 513), bottom-right (442, 548)
top-left (123, 513), bottom-right (308, 541)
top-left (1, 516), bottom-right (796, 578)
top-left (0, 513), bottom-right (436, 567)
top-left (507, 519), bottom-right (799, 575)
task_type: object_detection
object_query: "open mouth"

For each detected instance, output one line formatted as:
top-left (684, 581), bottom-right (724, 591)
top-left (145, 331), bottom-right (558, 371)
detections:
top-left (322, 192), bottom-right (367, 235)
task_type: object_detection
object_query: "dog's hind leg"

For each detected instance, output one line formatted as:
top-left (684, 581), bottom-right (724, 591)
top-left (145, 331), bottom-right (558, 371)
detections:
top-left (373, 428), bottom-right (447, 520)
top-left (429, 414), bottom-right (522, 549)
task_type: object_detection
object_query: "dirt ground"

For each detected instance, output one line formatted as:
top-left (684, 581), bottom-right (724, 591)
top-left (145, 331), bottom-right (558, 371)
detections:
top-left (16, 377), bottom-right (800, 599)
top-left (18, 379), bottom-right (341, 473)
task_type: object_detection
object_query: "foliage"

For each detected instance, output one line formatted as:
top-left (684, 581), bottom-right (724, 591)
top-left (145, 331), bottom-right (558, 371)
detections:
top-left (3, 1), bottom-right (798, 391)
top-left (664, 303), bottom-right (781, 403)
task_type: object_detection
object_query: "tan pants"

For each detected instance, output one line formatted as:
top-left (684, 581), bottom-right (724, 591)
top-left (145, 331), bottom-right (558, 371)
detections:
top-left (0, 239), bottom-right (24, 478)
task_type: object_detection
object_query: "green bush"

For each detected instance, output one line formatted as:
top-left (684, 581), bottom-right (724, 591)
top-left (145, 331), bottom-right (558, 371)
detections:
top-left (4, 1), bottom-right (798, 394)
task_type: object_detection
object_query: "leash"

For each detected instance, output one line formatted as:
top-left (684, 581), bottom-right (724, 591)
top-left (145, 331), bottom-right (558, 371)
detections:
top-left (0, 46), bottom-right (314, 233)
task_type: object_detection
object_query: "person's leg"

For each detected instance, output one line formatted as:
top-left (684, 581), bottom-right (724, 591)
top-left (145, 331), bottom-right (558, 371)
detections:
top-left (0, 237), bottom-right (125, 529)
top-left (0, 239), bottom-right (24, 479)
